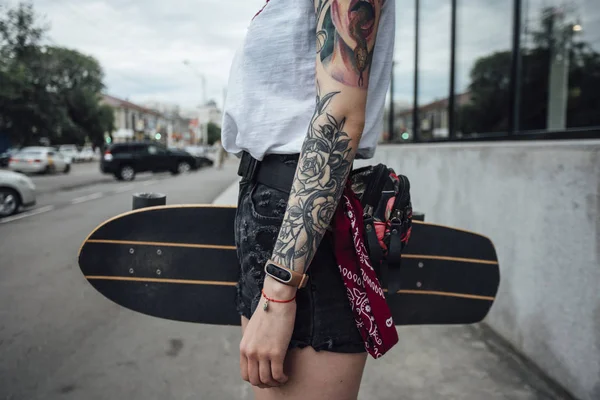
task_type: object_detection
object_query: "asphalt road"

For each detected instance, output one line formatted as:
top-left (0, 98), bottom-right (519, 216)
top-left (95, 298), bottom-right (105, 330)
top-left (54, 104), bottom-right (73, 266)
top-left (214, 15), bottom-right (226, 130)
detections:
top-left (0, 158), bottom-right (565, 400)
top-left (0, 160), bottom-right (250, 400)
top-left (27, 161), bottom-right (114, 195)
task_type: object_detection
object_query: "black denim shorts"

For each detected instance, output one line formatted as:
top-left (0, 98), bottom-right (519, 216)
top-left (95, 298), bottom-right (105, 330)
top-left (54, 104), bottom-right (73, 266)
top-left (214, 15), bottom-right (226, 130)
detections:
top-left (234, 157), bottom-right (365, 354)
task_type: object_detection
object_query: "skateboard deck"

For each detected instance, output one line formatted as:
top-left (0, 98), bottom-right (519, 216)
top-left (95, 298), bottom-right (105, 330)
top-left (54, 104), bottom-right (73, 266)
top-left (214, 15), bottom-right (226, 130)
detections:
top-left (78, 205), bottom-right (500, 326)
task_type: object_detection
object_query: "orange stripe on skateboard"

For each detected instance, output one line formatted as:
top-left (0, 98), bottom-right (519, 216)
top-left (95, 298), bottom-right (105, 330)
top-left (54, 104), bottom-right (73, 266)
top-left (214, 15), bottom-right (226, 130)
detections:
top-left (85, 275), bottom-right (237, 286)
top-left (85, 275), bottom-right (494, 301)
top-left (85, 240), bottom-right (497, 265)
top-left (401, 254), bottom-right (498, 265)
top-left (389, 289), bottom-right (495, 301)
top-left (86, 239), bottom-right (236, 251)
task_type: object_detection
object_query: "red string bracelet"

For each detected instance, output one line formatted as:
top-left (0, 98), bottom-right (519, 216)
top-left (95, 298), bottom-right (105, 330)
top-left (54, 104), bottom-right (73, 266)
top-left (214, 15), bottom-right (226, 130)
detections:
top-left (261, 289), bottom-right (296, 311)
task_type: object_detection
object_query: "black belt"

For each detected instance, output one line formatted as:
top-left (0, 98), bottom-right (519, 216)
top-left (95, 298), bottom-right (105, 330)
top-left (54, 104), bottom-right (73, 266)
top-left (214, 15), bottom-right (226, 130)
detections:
top-left (237, 151), bottom-right (299, 193)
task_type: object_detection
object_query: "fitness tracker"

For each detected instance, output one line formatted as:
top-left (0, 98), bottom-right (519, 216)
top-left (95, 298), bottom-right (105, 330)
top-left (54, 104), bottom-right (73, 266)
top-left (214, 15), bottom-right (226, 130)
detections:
top-left (264, 260), bottom-right (308, 289)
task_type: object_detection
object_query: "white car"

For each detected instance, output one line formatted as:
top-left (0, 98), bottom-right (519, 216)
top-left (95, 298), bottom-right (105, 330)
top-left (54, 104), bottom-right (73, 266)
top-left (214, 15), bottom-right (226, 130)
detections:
top-left (78, 147), bottom-right (95, 162)
top-left (0, 170), bottom-right (36, 217)
top-left (58, 144), bottom-right (79, 163)
top-left (9, 146), bottom-right (71, 174)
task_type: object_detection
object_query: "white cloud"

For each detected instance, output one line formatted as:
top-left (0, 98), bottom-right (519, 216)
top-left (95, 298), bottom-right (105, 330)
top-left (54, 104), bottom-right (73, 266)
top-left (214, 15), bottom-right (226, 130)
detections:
top-left (30, 0), bottom-right (266, 109)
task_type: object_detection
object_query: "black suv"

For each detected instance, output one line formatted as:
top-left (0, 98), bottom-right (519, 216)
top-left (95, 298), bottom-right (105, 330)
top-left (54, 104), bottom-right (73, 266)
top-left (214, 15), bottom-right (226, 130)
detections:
top-left (101, 142), bottom-right (203, 181)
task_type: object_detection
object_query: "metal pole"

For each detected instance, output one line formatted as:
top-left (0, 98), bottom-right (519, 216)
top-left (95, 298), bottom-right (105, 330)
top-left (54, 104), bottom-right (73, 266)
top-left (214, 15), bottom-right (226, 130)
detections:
top-left (388, 61), bottom-right (395, 142)
top-left (413, 0), bottom-right (421, 143)
top-left (508, 0), bottom-right (522, 135)
top-left (448, 0), bottom-right (457, 139)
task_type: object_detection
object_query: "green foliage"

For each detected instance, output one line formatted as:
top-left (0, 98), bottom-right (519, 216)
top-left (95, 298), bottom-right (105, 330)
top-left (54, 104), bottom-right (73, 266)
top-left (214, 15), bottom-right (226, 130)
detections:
top-left (0, 1), bottom-right (113, 147)
top-left (206, 122), bottom-right (221, 145)
top-left (457, 6), bottom-right (600, 134)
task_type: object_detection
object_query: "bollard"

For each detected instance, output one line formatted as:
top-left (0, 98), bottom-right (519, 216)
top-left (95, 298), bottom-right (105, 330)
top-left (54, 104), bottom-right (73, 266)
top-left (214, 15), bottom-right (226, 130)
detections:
top-left (132, 192), bottom-right (167, 210)
top-left (412, 211), bottom-right (425, 222)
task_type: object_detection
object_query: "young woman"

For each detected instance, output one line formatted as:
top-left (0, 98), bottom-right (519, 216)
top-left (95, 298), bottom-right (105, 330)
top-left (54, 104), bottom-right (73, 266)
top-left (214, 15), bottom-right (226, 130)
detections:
top-left (221, 0), bottom-right (396, 398)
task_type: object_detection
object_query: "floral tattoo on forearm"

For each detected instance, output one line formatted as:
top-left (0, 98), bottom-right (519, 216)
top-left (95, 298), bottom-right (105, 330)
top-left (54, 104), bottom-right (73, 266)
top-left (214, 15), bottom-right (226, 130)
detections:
top-left (271, 85), bottom-right (353, 273)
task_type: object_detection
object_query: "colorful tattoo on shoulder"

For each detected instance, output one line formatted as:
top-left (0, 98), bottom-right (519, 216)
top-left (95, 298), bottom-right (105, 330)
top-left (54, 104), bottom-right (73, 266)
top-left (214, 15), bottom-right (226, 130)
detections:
top-left (316, 0), bottom-right (381, 88)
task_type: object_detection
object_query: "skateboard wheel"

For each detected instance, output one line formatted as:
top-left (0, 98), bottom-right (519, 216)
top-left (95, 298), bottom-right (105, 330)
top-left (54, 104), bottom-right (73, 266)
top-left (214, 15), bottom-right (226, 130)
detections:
top-left (133, 192), bottom-right (166, 210)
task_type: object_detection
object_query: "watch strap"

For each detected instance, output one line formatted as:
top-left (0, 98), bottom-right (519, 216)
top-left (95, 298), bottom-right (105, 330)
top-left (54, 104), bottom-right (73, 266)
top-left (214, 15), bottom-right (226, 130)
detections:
top-left (264, 260), bottom-right (308, 289)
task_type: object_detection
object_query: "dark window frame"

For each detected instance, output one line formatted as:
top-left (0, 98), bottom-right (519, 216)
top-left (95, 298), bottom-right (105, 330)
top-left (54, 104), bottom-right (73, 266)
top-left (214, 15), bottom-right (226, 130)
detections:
top-left (387, 0), bottom-right (600, 144)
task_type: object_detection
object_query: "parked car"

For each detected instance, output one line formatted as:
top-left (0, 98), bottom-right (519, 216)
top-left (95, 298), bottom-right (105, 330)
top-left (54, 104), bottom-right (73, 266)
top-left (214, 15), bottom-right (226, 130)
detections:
top-left (100, 142), bottom-right (201, 181)
top-left (79, 147), bottom-right (95, 162)
top-left (9, 146), bottom-right (71, 174)
top-left (0, 170), bottom-right (36, 217)
top-left (0, 148), bottom-right (19, 168)
top-left (58, 144), bottom-right (80, 163)
top-left (181, 145), bottom-right (214, 168)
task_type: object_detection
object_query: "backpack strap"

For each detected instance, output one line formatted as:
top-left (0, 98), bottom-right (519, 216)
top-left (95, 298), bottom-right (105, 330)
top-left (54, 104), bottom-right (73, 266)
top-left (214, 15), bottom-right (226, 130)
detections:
top-left (386, 220), bottom-right (404, 295)
top-left (364, 215), bottom-right (384, 281)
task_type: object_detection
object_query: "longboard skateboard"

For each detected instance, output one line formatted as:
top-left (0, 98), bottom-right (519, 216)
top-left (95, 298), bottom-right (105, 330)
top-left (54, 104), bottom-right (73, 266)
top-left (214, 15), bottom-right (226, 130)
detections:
top-left (78, 205), bottom-right (500, 326)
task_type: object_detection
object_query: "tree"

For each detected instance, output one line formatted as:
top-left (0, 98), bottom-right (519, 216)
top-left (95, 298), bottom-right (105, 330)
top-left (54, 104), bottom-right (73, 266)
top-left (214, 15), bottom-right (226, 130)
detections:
top-left (457, 6), bottom-right (600, 134)
top-left (0, 1), bottom-right (113, 147)
top-left (457, 51), bottom-right (512, 134)
top-left (206, 122), bottom-right (221, 145)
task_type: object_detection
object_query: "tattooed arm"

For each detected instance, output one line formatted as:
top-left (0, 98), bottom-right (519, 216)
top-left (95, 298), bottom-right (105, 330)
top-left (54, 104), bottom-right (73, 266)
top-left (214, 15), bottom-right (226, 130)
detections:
top-left (270, 0), bottom-right (384, 274)
top-left (239, 0), bottom-right (385, 388)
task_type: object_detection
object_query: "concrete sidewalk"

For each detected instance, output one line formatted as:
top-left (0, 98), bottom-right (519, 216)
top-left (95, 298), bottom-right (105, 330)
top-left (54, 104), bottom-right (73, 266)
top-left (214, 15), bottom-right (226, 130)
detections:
top-left (213, 182), bottom-right (570, 400)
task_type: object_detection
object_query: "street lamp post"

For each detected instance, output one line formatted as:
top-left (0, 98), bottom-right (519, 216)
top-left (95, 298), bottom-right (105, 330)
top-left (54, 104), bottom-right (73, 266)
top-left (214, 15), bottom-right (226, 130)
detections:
top-left (183, 60), bottom-right (207, 104)
top-left (183, 60), bottom-right (208, 144)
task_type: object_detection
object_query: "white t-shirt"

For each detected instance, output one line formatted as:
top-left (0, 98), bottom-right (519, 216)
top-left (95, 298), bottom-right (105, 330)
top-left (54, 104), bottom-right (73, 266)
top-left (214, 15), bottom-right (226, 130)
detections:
top-left (221, 0), bottom-right (395, 161)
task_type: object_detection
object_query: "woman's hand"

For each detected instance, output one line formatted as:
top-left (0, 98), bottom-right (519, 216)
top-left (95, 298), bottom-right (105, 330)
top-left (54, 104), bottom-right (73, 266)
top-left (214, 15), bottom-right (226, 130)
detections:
top-left (240, 276), bottom-right (297, 388)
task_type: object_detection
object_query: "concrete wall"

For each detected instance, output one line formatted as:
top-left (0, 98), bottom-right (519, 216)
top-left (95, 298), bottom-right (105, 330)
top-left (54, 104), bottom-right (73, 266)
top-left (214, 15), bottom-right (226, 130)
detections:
top-left (356, 140), bottom-right (599, 400)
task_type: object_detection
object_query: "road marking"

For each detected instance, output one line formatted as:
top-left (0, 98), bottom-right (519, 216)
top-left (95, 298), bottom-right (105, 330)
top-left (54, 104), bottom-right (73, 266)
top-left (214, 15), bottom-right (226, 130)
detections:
top-left (115, 185), bottom-right (135, 193)
top-left (142, 180), bottom-right (158, 186)
top-left (71, 192), bottom-right (104, 204)
top-left (0, 205), bottom-right (55, 224)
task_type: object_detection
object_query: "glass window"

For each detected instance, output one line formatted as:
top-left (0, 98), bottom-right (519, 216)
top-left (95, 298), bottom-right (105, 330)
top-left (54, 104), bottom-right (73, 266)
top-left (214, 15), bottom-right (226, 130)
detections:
top-left (418, 0), bottom-right (452, 141)
top-left (387, 0), bottom-right (416, 142)
top-left (455, 0), bottom-right (513, 136)
top-left (519, 0), bottom-right (600, 131)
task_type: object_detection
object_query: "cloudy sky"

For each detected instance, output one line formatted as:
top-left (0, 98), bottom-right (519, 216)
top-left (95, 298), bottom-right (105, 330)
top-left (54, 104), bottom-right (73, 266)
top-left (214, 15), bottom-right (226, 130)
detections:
top-left (26, 0), bottom-right (599, 111)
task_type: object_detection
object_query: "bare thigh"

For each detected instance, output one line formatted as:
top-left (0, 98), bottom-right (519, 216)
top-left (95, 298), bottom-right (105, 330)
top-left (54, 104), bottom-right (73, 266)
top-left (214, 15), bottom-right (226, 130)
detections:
top-left (241, 316), bottom-right (367, 400)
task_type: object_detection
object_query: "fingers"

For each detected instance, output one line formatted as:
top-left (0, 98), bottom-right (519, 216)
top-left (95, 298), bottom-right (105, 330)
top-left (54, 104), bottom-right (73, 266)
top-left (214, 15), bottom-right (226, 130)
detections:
top-left (248, 359), bottom-right (265, 388)
top-left (259, 359), bottom-right (278, 387)
top-left (240, 353), bottom-right (249, 383)
top-left (270, 357), bottom-right (289, 385)
top-left (240, 348), bottom-right (286, 388)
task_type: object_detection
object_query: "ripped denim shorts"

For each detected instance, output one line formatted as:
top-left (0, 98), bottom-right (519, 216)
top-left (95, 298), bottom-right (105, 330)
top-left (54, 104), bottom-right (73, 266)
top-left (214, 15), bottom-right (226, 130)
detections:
top-left (234, 155), bottom-right (365, 353)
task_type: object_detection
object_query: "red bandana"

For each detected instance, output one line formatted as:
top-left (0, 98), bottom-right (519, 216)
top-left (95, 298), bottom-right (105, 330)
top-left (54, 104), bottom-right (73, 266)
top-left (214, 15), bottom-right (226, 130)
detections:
top-left (331, 184), bottom-right (399, 358)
